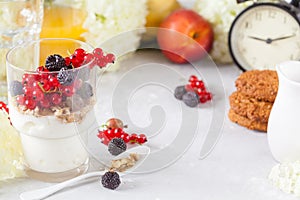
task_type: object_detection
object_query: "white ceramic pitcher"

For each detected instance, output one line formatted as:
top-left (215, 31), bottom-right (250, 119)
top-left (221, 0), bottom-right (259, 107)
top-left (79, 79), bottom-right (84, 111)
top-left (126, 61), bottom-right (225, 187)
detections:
top-left (268, 61), bottom-right (300, 163)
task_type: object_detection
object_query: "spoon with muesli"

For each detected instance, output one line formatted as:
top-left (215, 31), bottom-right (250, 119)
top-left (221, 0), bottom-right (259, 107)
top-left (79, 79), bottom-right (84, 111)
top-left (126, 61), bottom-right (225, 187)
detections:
top-left (20, 145), bottom-right (150, 200)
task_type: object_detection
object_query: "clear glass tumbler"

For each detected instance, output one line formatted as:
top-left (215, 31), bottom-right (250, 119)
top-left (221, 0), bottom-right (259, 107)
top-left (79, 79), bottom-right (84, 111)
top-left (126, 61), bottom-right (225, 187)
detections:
top-left (0, 0), bottom-right (44, 101)
top-left (6, 38), bottom-right (97, 182)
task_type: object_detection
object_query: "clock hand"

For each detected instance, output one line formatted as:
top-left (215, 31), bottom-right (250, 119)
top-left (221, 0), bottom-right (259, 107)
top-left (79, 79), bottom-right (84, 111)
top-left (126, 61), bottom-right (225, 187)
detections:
top-left (272, 34), bottom-right (296, 42)
top-left (247, 35), bottom-right (267, 42)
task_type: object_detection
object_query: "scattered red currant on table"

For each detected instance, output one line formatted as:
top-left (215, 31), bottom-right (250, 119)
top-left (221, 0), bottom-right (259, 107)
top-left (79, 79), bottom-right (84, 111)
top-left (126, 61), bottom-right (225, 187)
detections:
top-left (174, 75), bottom-right (212, 107)
top-left (0, 101), bottom-right (12, 125)
top-left (0, 101), bottom-right (9, 113)
top-left (97, 118), bottom-right (148, 145)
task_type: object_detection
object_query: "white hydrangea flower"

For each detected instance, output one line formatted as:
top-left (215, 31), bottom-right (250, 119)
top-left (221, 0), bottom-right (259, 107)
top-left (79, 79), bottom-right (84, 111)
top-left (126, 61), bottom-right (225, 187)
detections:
top-left (0, 109), bottom-right (25, 181)
top-left (82, 0), bottom-right (148, 71)
top-left (194, 0), bottom-right (251, 64)
top-left (269, 161), bottom-right (300, 196)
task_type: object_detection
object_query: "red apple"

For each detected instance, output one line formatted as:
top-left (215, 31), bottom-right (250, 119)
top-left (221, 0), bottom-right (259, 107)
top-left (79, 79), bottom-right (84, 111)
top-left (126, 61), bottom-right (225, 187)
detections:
top-left (157, 9), bottom-right (213, 64)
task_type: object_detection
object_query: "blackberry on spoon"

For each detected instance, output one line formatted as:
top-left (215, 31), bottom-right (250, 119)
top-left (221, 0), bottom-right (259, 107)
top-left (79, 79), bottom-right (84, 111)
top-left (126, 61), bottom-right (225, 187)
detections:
top-left (108, 138), bottom-right (127, 156)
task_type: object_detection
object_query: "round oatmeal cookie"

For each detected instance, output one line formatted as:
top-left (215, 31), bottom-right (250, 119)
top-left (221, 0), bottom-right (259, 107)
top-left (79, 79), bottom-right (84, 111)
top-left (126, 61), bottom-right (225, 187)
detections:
top-left (235, 70), bottom-right (278, 102)
top-left (228, 109), bottom-right (267, 132)
top-left (229, 91), bottom-right (273, 123)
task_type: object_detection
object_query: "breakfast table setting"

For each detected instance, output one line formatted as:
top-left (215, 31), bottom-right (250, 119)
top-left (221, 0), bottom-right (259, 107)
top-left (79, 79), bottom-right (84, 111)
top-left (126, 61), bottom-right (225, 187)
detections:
top-left (1, 0), bottom-right (300, 199)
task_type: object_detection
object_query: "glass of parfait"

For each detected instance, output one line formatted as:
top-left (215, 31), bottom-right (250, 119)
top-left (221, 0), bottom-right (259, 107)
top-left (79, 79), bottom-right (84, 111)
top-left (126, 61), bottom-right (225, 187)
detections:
top-left (6, 38), bottom-right (98, 182)
top-left (0, 0), bottom-right (44, 101)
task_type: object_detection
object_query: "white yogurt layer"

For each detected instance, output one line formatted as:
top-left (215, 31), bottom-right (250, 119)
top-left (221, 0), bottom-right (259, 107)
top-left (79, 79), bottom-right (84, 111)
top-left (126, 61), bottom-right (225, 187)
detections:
top-left (9, 105), bottom-right (95, 173)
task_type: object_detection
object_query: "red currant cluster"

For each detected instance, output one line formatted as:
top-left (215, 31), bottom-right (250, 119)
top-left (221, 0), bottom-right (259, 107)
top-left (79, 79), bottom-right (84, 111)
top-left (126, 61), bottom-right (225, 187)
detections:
top-left (0, 101), bottom-right (11, 125)
top-left (11, 48), bottom-right (115, 110)
top-left (174, 75), bottom-right (212, 107)
top-left (97, 118), bottom-right (147, 145)
top-left (187, 75), bottom-right (212, 103)
top-left (17, 73), bottom-right (79, 110)
top-left (98, 128), bottom-right (147, 145)
top-left (66, 48), bottom-right (115, 68)
top-left (91, 48), bottom-right (115, 68)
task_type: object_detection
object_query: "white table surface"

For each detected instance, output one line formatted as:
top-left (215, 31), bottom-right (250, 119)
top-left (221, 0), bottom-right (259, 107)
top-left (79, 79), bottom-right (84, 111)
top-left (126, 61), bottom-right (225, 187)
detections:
top-left (1, 49), bottom-right (297, 200)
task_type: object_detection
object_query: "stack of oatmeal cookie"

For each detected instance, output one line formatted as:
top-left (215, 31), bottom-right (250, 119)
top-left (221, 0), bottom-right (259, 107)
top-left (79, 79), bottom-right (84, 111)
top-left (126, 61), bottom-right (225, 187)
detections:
top-left (228, 70), bottom-right (278, 132)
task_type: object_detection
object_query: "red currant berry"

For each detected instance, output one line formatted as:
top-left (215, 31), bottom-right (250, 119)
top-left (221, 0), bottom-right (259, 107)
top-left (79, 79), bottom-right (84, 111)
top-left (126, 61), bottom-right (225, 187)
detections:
top-left (98, 130), bottom-right (110, 145)
top-left (32, 89), bottom-right (44, 101)
top-left (129, 133), bottom-right (138, 144)
top-left (23, 87), bottom-right (33, 98)
top-left (193, 80), bottom-right (205, 89)
top-left (32, 81), bottom-right (40, 88)
top-left (189, 75), bottom-right (198, 83)
top-left (36, 66), bottom-right (45, 73)
top-left (65, 57), bottom-right (72, 66)
top-left (0, 101), bottom-right (8, 113)
top-left (104, 129), bottom-right (115, 140)
top-left (195, 88), bottom-right (203, 95)
top-left (120, 133), bottom-right (130, 143)
top-left (50, 93), bottom-right (62, 105)
top-left (93, 48), bottom-right (104, 58)
top-left (16, 95), bottom-right (25, 105)
top-left (39, 98), bottom-right (51, 108)
top-left (105, 53), bottom-right (115, 63)
top-left (22, 74), bottom-right (39, 86)
top-left (96, 58), bottom-right (107, 68)
top-left (40, 79), bottom-right (51, 91)
top-left (25, 99), bottom-right (37, 110)
top-left (74, 48), bottom-right (86, 58)
top-left (62, 85), bottom-right (75, 97)
top-left (204, 92), bottom-right (212, 101)
top-left (83, 53), bottom-right (94, 65)
top-left (71, 56), bottom-right (84, 68)
top-left (190, 82), bottom-right (196, 88)
top-left (114, 128), bottom-right (124, 138)
top-left (137, 134), bottom-right (147, 144)
top-left (48, 76), bottom-right (60, 88)
top-left (197, 90), bottom-right (207, 97)
top-left (40, 71), bottom-right (50, 80)
top-left (102, 137), bottom-right (110, 145)
top-left (97, 130), bottom-right (105, 138)
top-left (199, 96), bottom-right (207, 103)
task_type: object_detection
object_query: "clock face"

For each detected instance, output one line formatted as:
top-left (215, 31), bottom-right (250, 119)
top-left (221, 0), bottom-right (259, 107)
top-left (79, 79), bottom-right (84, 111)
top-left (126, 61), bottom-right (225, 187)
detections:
top-left (229, 3), bottom-right (300, 70)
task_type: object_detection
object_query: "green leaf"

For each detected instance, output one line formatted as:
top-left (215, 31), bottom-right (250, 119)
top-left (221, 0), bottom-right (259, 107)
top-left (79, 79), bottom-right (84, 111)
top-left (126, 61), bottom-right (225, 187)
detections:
top-left (95, 13), bottom-right (106, 23)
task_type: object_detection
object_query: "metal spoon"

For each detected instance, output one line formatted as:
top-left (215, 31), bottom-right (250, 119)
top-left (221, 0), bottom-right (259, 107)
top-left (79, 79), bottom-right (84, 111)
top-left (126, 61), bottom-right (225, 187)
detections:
top-left (20, 146), bottom-right (150, 200)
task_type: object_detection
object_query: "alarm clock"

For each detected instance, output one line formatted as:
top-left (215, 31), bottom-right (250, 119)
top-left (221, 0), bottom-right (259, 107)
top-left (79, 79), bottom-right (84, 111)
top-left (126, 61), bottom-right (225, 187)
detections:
top-left (228, 1), bottom-right (300, 71)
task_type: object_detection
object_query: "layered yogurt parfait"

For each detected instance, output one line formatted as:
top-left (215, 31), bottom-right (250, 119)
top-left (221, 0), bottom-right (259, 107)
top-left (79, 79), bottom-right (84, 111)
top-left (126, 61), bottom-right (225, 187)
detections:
top-left (6, 38), bottom-right (114, 182)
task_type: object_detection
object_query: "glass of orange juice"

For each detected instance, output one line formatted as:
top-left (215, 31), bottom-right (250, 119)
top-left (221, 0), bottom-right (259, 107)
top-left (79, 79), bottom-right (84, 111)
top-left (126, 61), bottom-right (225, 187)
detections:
top-left (41, 0), bottom-right (86, 40)
top-left (40, 0), bottom-right (87, 60)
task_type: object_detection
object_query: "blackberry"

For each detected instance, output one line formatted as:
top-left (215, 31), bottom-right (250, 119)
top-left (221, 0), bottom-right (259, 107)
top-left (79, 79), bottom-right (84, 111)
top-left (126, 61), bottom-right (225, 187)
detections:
top-left (108, 138), bottom-right (127, 156)
top-left (182, 91), bottom-right (199, 107)
top-left (76, 82), bottom-right (93, 99)
top-left (9, 80), bottom-right (23, 96)
top-left (101, 171), bottom-right (121, 190)
top-left (174, 85), bottom-right (187, 100)
top-left (57, 68), bottom-right (75, 85)
top-left (45, 54), bottom-right (67, 71)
